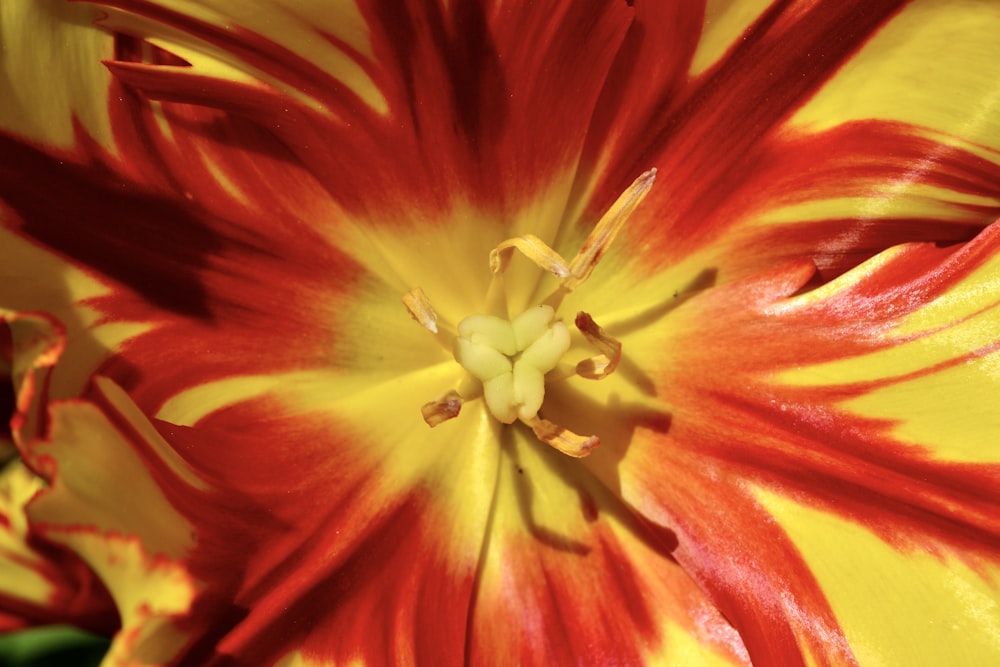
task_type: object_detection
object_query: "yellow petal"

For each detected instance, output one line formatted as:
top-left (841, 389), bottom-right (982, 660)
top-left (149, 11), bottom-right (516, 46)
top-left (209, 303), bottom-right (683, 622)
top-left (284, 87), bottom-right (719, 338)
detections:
top-left (757, 487), bottom-right (1000, 666)
top-left (0, 463), bottom-right (58, 620)
top-left (791, 1), bottom-right (1000, 147)
top-left (0, 0), bottom-right (114, 148)
top-left (48, 531), bottom-right (196, 667)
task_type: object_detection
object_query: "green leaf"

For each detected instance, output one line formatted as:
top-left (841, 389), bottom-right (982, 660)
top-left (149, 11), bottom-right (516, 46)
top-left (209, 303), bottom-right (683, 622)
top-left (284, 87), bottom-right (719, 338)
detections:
top-left (0, 626), bottom-right (109, 667)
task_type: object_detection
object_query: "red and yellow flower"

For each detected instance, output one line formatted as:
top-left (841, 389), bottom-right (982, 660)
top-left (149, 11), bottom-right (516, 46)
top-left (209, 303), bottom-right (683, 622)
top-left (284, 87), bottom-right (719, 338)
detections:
top-left (2, 1), bottom-right (1000, 665)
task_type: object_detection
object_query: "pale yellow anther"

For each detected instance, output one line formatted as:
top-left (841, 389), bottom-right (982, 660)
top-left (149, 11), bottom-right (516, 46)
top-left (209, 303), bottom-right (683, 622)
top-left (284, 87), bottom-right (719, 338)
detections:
top-left (453, 306), bottom-right (570, 424)
top-left (565, 168), bottom-right (656, 291)
top-left (402, 287), bottom-right (439, 333)
top-left (524, 415), bottom-right (600, 458)
top-left (490, 234), bottom-right (570, 278)
top-left (484, 170), bottom-right (657, 303)
top-left (574, 311), bottom-right (621, 380)
top-left (421, 390), bottom-right (464, 427)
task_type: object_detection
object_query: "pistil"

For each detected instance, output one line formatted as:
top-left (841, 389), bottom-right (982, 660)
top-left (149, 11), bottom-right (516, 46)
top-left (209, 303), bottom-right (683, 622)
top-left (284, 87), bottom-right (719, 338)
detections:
top-left (453, 305), bottom-right (570, 424)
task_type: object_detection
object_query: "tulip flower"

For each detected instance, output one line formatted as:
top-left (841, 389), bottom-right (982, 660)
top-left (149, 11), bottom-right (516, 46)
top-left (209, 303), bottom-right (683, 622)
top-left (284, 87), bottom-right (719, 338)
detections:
top-left (2, 1), bottom-right (1000, 665)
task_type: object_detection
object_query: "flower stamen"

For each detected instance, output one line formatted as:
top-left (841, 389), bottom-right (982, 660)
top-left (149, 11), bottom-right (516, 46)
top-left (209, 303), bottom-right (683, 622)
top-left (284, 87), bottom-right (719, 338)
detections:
top-left (489, 234), bottom-right (571, 279)
top-left (403, 287), bottom-right (438, 333)
top-left (523, 414), bottom-right (600, 458)
top-left (403, 287), bottom-right (453, 350)
top-left (421, 389), bottom-right (464, 426)
top-left (487, 169), bottom-right (657, 311)
top-left (573, 311), bottom-right (622, 380)
top-left (564, 168), bottom-right (657, 291)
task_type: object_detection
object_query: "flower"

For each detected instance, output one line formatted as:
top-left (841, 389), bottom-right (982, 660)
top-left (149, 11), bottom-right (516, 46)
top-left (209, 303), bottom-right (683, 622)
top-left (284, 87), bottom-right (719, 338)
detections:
top-left (3, 1), bottom-right (1000, 665)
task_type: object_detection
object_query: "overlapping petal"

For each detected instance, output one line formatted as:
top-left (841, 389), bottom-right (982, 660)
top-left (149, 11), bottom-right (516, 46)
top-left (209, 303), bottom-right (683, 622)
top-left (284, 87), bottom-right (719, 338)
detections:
top-left (0, 290), bottom-right (200, 661)
top-left (0, 461), bottom-right (117, 635)
top-left (147, 376), bottom-right (500, 664)
top-left (467, 430), bottom-right (750, 666)
top-left (570, 221), bottom-right (1000, 664)
top-left (1, 0), bottom-right (999, 665)
top-left (8, 357), bottom-right (202, 664)
top-left (581, 0), bottom-right (1000, 284)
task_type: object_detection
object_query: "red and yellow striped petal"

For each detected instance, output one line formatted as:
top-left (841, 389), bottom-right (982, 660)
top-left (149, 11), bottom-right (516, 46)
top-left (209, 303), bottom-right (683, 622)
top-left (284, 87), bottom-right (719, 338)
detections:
top-left (3, 1), bottom-right (1000, 664)
top-left (0, 306), bottom-right (197, 655)
top-left (2, 309), bottom-right (64, 448)
top-left (9, 1), bottom-right (996, 312)
top-left (91, 0), bottom-right (634, 216)
top-left (0, 461), bottom-right (118, 634)
top-left (581, 0), bottom-right (1000, 287)
top-left (575, 220), bottom-right (1000, 664)
top-left (1, 463), bottom-right (61, 630)
top-left (0, 222), bottom-right (153, 412)
top-left (147, 381), bottom-right (500, 664)
top-left (0, 303), bottom-right (202, 662)
top-left (1, 310), bottom-right (117, 633)
top-left (19, 377), bottom-right (203, 666)
top-left (467, 430), bottom-right (749, 666)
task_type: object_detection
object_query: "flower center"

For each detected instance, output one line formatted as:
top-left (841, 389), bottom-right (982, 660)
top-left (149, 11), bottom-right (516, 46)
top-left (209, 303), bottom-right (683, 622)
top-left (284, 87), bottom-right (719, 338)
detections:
top-left (403, 169), bottom-right (656, 457)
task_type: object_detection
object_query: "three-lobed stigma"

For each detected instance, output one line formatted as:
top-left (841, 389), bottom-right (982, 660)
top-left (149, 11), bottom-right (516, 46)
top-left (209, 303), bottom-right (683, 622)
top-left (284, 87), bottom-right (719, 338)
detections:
top-left (453, 306), bottom-right (570, 424)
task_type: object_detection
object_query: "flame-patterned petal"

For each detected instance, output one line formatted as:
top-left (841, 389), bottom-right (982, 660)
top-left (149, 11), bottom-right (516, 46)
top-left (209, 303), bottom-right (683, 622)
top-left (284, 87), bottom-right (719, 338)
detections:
top-left (2, 0), bottom-right (999, 665)
top-left (574, 221), bottom-right (1000, 664)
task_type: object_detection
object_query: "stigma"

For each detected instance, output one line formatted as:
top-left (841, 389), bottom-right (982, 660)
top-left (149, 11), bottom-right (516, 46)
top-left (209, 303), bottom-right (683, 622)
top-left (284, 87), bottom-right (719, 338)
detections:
top-left (403, 169), bottom-right (656, 457)
top-left (453, 305), bottom-right (570, 424)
